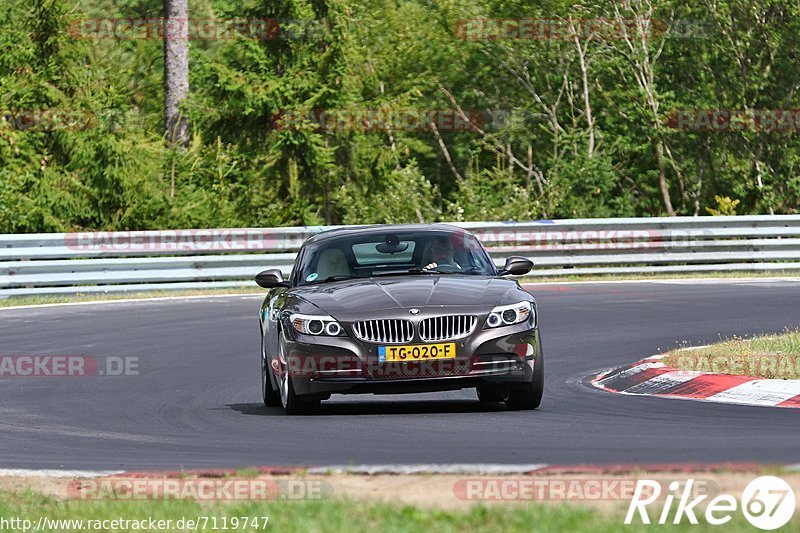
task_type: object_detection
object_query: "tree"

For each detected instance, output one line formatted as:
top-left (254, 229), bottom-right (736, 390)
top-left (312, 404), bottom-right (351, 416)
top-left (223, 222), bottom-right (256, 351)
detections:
top-left (164, 0), bottom-right (189, 149)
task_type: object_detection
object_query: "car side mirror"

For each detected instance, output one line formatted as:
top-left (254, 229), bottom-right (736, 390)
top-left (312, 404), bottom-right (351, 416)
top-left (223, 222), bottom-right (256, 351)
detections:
top-left (498, 256), bottom-right (533, 276)
top-left (255, 269), bottom-right (290, 289)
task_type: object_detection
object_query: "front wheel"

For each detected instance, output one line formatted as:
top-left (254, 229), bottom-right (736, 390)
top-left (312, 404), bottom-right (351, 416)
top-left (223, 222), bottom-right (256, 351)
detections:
top-left (504, 336), bottom-right (544, 411)
top-left (278, 368), bottom-right (319, 415)
top-left (261, 340), bottom-right (280, 407)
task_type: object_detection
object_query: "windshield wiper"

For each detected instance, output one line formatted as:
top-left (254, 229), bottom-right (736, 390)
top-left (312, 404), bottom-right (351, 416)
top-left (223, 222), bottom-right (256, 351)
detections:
top-left (363, 269), bottom-right (445, 277)
top-left (369, 270), bottom-right (428, 277)
top-left (326, 268), bottom-right (482, 280)
top-left (320, 275), bottom-right (370, 282)
top-left (406, 266), bottom-right (484, 274)
top-left (406, 267), bottom-right (467, 274)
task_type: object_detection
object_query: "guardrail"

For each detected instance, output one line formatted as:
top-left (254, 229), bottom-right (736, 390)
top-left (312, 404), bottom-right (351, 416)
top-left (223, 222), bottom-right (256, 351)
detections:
top-left (3, 215), bottom-right (800, 298)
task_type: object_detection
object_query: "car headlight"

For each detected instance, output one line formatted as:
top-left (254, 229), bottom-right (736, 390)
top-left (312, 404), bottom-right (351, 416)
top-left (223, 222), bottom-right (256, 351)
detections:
top-left (289, 313), bottom-right (347, 336)
top-left (485, 301), bottom-right (533, 328)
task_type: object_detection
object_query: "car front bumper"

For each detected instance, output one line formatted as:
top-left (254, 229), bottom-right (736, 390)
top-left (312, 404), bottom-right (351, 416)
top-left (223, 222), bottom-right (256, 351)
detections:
top-left (274, 323), bottom-right (539, 398)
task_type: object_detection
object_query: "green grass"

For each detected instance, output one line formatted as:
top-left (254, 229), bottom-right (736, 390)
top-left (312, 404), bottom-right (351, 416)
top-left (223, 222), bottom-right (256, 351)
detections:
top-left (232, 468), bottom-right (262, 479)
top-left (664, 330), bottom-right (800, 379)
top-left (0, 490), bottom-right (784, 533)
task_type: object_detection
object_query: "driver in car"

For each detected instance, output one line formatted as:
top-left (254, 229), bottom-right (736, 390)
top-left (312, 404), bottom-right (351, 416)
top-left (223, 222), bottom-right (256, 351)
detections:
top-left (423, 237), bottom-right (461, 271)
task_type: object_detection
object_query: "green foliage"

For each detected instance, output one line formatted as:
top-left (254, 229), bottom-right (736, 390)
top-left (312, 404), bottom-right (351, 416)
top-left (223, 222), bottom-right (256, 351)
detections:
top-left (446, 170), bottom-right (543, 222)
top-left (337, 162), bottom-right (440, 224)
top-left (706, 195), bottom-right (741, 216)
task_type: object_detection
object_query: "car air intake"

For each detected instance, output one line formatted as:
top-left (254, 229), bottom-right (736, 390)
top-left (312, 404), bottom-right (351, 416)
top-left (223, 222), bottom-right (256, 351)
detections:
top-left (353, 319), bottom-right (415, 344)
top-left (419, 315), bottom-right (477, 341)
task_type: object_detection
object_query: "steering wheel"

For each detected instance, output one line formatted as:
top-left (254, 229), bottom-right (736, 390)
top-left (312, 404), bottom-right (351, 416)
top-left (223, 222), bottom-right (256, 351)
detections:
top-left (431, 263), bottom-right (460, 273)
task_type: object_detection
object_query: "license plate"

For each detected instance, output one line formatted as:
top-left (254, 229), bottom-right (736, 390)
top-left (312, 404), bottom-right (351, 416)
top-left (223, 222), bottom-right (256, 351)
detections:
top-left (378, 342), bottom-right (456, 362)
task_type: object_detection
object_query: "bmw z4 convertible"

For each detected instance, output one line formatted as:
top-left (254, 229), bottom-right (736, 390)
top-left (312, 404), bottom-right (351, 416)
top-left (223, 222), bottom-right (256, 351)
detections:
top-left (256, 224), bottom-right (542, 414)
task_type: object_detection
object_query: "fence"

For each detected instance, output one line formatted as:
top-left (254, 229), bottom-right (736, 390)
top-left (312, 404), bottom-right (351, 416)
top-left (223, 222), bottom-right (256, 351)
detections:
top-left (2, 215), bottom-right (800, 298)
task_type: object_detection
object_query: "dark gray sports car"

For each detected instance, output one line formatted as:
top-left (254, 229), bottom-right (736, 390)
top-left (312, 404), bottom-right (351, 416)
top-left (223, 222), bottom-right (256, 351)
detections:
top-left (256, 224), bottom-right (542, 414)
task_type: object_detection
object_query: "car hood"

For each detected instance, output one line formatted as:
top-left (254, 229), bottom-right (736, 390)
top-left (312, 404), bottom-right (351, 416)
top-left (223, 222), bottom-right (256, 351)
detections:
top-left (288, 276), bottom-right (529, 319)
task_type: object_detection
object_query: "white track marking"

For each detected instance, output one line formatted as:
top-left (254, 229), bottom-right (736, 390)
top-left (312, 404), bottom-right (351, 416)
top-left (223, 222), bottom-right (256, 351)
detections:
top-left (307, 464), bottom-right (548, 475)
top-left (594, 361), bottom-right (665, 387)
top-left (624, 371), bottom-right (700, 395)
top-left (704, 380), bottom-right (800, 407)
top-left (638, 278), bottom-right (800, 286)
top-left (0, 293), bottom-right (263, 312)
top-left (593, 357), bottom-right (800, 409)
top-left (0, 469), bottom-right (124, 478)
top-left (674, 345), bottom-right (712, 351)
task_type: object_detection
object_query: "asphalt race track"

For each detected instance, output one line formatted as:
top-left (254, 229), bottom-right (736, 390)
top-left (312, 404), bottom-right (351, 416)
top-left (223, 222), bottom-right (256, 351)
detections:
top-left (1, 280), bottom-right (799, 471)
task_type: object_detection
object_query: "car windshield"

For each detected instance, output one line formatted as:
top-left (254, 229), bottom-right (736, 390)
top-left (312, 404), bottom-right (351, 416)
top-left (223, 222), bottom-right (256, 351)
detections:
top-left (296, 230), bottom-right (496, 285)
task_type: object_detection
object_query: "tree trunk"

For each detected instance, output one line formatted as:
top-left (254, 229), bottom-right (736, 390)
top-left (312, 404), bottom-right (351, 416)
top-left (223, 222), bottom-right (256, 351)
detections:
top-left (164, 0), bottom-right (189, 148)
top-left (654, 142), bottom-right (675, 216)
top-left (571, 19), bottom-right (594, 160)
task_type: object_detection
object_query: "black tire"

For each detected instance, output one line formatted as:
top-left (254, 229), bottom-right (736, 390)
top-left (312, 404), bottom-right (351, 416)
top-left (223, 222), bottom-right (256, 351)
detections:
top-left (271, 341), bottom-right (319, 415)
top-left (476, 386), bottom-right (503, 403)
top-left (261, 351), bottom-right (280, 407)
top-left (504, 337), bottom-right (544, 411)
top-left (282, 375), bottom-right (319, 415)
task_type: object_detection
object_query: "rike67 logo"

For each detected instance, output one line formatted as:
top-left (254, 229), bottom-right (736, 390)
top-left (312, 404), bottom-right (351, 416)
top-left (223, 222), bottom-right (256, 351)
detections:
top-left (625, 476), bottom-right (795, 530)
